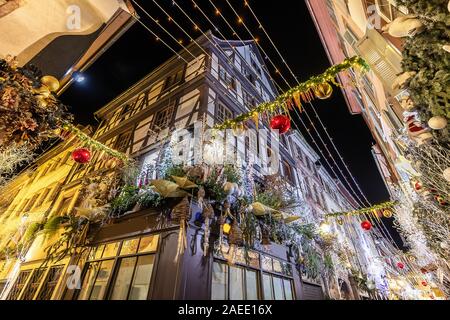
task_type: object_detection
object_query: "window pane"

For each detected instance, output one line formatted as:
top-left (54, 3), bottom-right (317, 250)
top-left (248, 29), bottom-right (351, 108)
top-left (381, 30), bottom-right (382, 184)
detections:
top-left (262, 274), bottom-right (273, 300)
top-left (273, 259), bottom-right (282, 274)
top-left (138, 235), bottom-right (159, 253)
top-left (120, 239), bottom-right (139, 256)
top-left (77, 262), bottom-right (99, 300)
top-left (103, 242), bottom-right (120, 258)
top-left (89, 260), bottom-right (114, 300)
top-left (110, 257), bottom-right (137, 300)
top-left (94, 245), bottom-right (105, 260)
top-left (283, 279), bottom-right (294, 300)
top-left (262, 256), bottom-right (273, 272)
top-left (273, 277), bottom-right (284, 300)
top-left (129, 255), bottom-right (155, 300)
top-left (247, 251), bottom-right (260, 269)
top-left (7, 270), bottom-right (31, 300)
top-left (245, 270), bottom-right (258, 300)
top-left (229, 266), bottom-right (244, 300)
top-left (211, 262), bottom-right (228, 300)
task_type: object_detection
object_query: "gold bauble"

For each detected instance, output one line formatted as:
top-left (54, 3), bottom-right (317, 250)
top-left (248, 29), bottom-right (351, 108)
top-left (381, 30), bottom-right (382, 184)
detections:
top-left (383, 209), bottom-right (393, 218)
top-left (232, 124), bottom-right (246, 137)
top-left (336, 218), bottom-right (344, 225)
top-left (428, 116), bottom-right (447, 130)
top-left (34, 85), bottom-right (51, 98)
top-left (223, 223), bottom-right (231, 234)
top-left (313, 82), bottom-right (333, 99)
top-left (41, 75), bottom-right (60, 92)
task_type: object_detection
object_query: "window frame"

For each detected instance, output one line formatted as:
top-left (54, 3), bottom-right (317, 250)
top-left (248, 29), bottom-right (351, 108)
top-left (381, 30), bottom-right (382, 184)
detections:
top-left (211, 250), bottom-right (296, 301)
top-left (74, 234), bottom-right (160, 301)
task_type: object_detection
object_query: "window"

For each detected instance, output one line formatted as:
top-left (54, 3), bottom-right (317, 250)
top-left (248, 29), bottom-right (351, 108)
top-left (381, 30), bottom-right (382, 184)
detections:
top-left (162, 68), bottom-right (184, 91)
top-left (76, 234), bottom-right (159, 300)
top-left (211, 262), bottom-right (259, 300)
top-left (282, 161), bottom-right (295, 185)
top-left (36, 266), bottom-right (64, 300)
top-left (114, 131), bottom-right (133, 153)
top-left (218, 65), bottom-right (236, 90)
top-left (242, 91), bottom-right (256, 109)
top-left (262, 274), bottom-right (294, 300)
top-left (153, 105), bottom-right (175, 130)
top-left (57, 197), bottom-right (73, 216)
top-left (21, 268), bottom-right (47, 300)
top-left (7, 270), bottom-right (31, 300)
top-left (375, 0), bottom-right (406, 22)
top-left (35, 188), bottom-right (50, 208)
top-left (216, 103), bottom-right (233, 124)
top-left (212, 247), bottom-right (294, 301)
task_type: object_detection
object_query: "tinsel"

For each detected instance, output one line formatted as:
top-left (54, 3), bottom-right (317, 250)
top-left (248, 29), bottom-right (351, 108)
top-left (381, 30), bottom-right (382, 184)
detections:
top-left (213, 56), bottom-right (369, 130)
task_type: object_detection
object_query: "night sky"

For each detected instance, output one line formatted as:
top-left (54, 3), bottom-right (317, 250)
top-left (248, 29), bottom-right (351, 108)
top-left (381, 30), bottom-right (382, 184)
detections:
top-left (60, 0), bottom-right (400, 245)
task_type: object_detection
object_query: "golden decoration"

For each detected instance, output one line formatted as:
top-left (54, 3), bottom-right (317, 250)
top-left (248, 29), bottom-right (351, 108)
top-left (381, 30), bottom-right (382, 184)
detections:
top-left (171, 176), bottom-right (198, 189)
top-left (151, 180), bottom-right (189, 198)
top-left (383, 209), bottom-right (393, 218)
top-left (223, 223), bottom-right (231, 234)
top-left (228, 220), bottom-right (244, 246)
top-left (313, 82), bottom-right (333, 100)
top-left (41, 75), bottom-right (60, 92)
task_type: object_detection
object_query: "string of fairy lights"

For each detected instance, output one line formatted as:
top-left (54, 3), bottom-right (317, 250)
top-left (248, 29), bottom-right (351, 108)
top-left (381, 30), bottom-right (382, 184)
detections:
top-left (234, 1), bottom-right (412, 264)
top-left (192, 0), bottom-right (370, 210)
top-left (233, 0), bottom-right (372, 209)
top-left (132, 0), bottom-right (379, 212)
top-left (210, 0), bottom-right (372, 209)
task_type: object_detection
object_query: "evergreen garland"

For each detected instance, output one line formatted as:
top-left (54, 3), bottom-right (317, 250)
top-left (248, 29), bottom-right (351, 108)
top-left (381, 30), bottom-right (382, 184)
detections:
top-left (397, 0), bottom-right (450, 120)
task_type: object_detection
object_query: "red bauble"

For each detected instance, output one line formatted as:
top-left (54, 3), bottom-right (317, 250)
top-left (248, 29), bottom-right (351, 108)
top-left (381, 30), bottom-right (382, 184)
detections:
top-left (72, 148), bottom-right (91, 164)
top-left (270, 115), bottom-right (291, 134)
top-left (414, 181), bottom-right (422, 191)
top-left (397, 262), bottom-right (405, 269)
top-left (421, 281), bottom-right (428, 287)
top-left (361, 220), bottom-right (372, 231)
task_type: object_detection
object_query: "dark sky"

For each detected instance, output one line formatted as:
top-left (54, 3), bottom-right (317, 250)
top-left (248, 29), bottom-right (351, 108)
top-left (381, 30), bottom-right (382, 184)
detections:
top-left (60, 0), bottom-right (400, 244)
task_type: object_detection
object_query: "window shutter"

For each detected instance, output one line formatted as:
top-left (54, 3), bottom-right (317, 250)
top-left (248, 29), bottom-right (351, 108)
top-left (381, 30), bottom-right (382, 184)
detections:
top-left (355, 29), bottom-right (402, 96)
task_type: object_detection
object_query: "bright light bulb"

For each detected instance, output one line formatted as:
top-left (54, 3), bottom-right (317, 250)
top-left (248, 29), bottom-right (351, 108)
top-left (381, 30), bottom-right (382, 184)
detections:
top-left (319, 222), bottom-right (331, 234)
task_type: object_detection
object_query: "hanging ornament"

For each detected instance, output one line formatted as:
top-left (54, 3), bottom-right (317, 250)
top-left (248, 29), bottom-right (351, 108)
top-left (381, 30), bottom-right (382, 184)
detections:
top-left (414, 181), bottom-right (422, 191)
top-left (427, 116), bottom-right (447, 130)
top-left (421, 281), bottom-right (428, 287)
top-left (336, 217), bottom-right (344, 226)
top-left (382, 209), bottom-right (393, 218)
top-left (202, 203), bottom-right (214, 257)
top-left (232, 124), bottom-right (246, 137)
top-left (270, 115), bottom-right (291, 134)
top-left (228, 220), bottom-right (244, 247)
top-left (223, 182), bottom-right (238, 196)
top-left (171, 196), bottom-right (191, 262)
top-left (397, 262), bottom-right (405, 269)
top-left (72, 148), bottom-right (91, 164)
top-left (434, 195), bottom-right (448, 206)
top-left (313, 82), bottom-right (333, 99)
top-left (223, 221), bottom-right (232, 234)
top-left (261, 225), bottom-right (271, 247)
top-left (361, 220), bottom-right (372, 231)
top-left (443, 168), bottom-right (450, 183)
top-left (41, 75), bottom-right (60, 92)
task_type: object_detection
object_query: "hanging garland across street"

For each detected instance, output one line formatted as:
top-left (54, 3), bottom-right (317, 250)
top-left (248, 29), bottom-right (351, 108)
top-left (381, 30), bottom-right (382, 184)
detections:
top-left (325, 201), bottom-right (396, 218)
top-left (0, 56), bottom-right (129, 181)
top-left (213, 56), bottom-right (369, 131)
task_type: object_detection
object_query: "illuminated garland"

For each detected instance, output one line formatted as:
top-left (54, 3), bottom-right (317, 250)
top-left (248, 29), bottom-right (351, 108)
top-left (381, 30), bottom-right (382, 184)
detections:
top-left (326, 201), bottom-right (396, 218)
top-left (61, 122), bottom-right (130, 163)
top-left (214, 56), bottom-right (369, 130)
